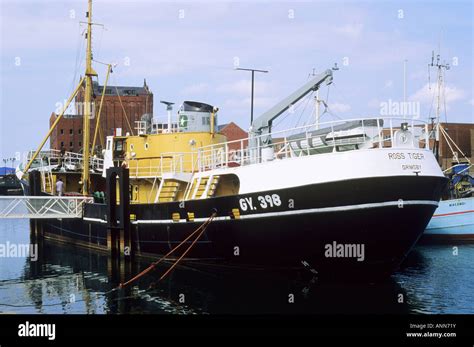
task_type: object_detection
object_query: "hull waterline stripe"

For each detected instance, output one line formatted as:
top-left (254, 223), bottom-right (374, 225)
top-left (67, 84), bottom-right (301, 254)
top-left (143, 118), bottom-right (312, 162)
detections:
top-left (432, 210), bottom-right (474, 218)
top-left (102, 199), bottom-right (439, 225)
top-left (83, 217), bottom-right (108, 224)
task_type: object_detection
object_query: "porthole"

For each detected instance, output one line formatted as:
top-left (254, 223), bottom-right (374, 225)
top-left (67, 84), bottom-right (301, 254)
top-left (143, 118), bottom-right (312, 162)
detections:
top-left (130, 143), bottom-right (134, 151)
top-left (144, 143), bottom-right (149, 150)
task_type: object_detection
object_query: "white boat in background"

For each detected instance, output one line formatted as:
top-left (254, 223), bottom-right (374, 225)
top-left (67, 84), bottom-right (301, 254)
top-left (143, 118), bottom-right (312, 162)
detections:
top-left (422, 128), bottom-right (474, 242)
top-left (425, 196), bottom-right (474, 241)
top-left (423, 152), bottom-right (474, 242)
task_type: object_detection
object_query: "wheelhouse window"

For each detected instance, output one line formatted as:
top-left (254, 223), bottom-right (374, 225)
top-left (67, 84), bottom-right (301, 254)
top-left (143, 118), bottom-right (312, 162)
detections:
top-left (115, 140), bottom-right (124, 152)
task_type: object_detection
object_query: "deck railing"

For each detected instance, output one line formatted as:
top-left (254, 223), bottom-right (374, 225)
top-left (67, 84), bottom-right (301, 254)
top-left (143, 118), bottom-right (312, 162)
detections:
top-left (123, 117), bottom-right (433, 177)
top-left (128, 153), bottom-right (192, 178)
top-left (195, 117), bottom-right (431, 172)
top-left (24, 150), bottom-right (104, 172)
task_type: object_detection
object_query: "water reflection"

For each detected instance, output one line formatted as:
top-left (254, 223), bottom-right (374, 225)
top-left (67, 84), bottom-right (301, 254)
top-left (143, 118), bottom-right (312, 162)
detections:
top-left (394, 244), bottom-right (474, 314)
top-left (1, 219), bottom-right (472, 314)
top-left (6, 239), bottom-right (415, 314)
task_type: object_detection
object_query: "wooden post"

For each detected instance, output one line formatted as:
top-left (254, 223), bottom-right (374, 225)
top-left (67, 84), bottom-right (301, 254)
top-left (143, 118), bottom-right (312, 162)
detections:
top-left (28, 171), bottom-right (42, 238)
top-left (106, 168), bottom-right (119, 260)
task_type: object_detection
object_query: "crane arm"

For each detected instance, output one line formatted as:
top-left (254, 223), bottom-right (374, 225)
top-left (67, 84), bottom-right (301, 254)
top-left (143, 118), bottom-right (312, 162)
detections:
top-left (250, 69), bottom-right (333, 143)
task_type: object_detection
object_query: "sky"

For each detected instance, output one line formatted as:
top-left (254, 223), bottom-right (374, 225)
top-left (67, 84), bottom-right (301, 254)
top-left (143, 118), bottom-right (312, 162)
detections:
top-left (0, 0), bottom-right (473, 161)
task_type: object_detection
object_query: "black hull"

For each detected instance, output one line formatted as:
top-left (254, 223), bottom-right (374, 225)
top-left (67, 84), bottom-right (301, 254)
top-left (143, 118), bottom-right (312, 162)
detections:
top-left (35, 175), bottom-right (447, 277)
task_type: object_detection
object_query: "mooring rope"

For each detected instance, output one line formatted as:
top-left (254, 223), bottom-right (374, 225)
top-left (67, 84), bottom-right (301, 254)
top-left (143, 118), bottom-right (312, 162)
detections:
top-left (119, 211), bottom-right (217, 289)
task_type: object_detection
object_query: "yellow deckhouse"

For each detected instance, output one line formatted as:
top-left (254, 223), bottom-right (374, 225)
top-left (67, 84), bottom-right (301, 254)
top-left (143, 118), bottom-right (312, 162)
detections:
top-left (104, 101), bottom-right (229, 204)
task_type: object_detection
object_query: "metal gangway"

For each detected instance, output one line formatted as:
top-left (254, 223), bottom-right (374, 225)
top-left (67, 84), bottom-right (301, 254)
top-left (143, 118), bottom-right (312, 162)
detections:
top-left (0, 196), bottom-right (93, 219)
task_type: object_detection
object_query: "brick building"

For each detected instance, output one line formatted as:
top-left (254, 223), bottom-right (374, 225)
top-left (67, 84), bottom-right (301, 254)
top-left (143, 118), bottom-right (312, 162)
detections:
top-left (217, 122), bottom-right (248, 151)
top-left (50, 79), bottom-right (153, 153)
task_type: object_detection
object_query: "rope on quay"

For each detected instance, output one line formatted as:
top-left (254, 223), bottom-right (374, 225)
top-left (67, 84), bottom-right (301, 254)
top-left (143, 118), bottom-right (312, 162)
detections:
top-left (118, 211), bottom-right (217, 289)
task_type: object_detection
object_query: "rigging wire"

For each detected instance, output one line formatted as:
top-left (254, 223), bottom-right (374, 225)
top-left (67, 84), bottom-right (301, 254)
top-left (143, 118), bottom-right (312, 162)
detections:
top-left (329, 83), bottom-right (349, 115)
top-left (70, 24), bottom-right (85, 99)
top-left (427, 84), bottom-right (436, 119)
top-left (294, 90), bottom-right (314, 128)
top-left (272, 72), bottom-right (317, 130)
top-left (273, 91), bottom-right (312, 129)
top-left (321, 83), bottom-right (343, 121)
top-left (325, 82), bottom-right (331, 106)
top-left (94, 25), bottom-right (105, 63)
top-left (442, 69), bottom-right (449, 124)
top-left (111, 73), bottom-right (135, 136)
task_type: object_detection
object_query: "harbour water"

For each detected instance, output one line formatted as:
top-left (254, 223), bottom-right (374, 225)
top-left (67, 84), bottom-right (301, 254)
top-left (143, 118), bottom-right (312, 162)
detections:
top-left (0, 218), bottom-right (473, 315)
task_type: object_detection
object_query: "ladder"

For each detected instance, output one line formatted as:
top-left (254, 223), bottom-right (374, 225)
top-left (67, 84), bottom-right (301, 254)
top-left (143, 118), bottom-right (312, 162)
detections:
top-left (155, 179), bottom-right (180, 202)
top-left (201, 175), bottom-right (220, 199)
top-left (184, 175), bottom-right (220, 200)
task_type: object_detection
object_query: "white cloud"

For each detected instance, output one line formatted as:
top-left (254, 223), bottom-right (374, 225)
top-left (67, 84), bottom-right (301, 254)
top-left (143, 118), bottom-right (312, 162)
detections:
top-left (441, 85), bottom-right (465, 104)
top-left (181, 83), bottom-right (209, 95)
top-left (367, 99), bottom-right (381, 109)
top-left (216, 80), bottom-right (273, 95)
top-left (224, 96), bottom-right (277, 110)
top-left (409, 70), bottom-right (428, 81)
top-left (329, 102), bottom-right (351, 113)
top-left (384, 80), bottom-right (393, 89)
top-left (409, 83), bottom-right (466, 105)
top-left (334, 23), bottom-right (364, 38)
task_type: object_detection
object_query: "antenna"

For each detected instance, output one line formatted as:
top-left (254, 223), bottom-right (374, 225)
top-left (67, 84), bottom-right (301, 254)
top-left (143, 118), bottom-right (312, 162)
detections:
top-left (160, 101), bottom-right (175, 133)
top-left (427, 44), bottom-right (451, 160)
top-left (160, 100), bottom-right (174, 110)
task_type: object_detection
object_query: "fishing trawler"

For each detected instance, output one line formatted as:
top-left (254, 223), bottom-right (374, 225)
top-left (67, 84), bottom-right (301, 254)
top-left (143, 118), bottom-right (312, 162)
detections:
top-left (20, 0), bottom-right (447, 277)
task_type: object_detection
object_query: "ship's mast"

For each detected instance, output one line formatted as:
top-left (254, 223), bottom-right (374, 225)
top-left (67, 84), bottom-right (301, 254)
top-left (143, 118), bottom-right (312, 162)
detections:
top-left (310, 69), bottom-right (323, 130)
top-left (429, 50), bottom-right (450, 161)
top-left (82, 0), bottom-right (98, 195)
